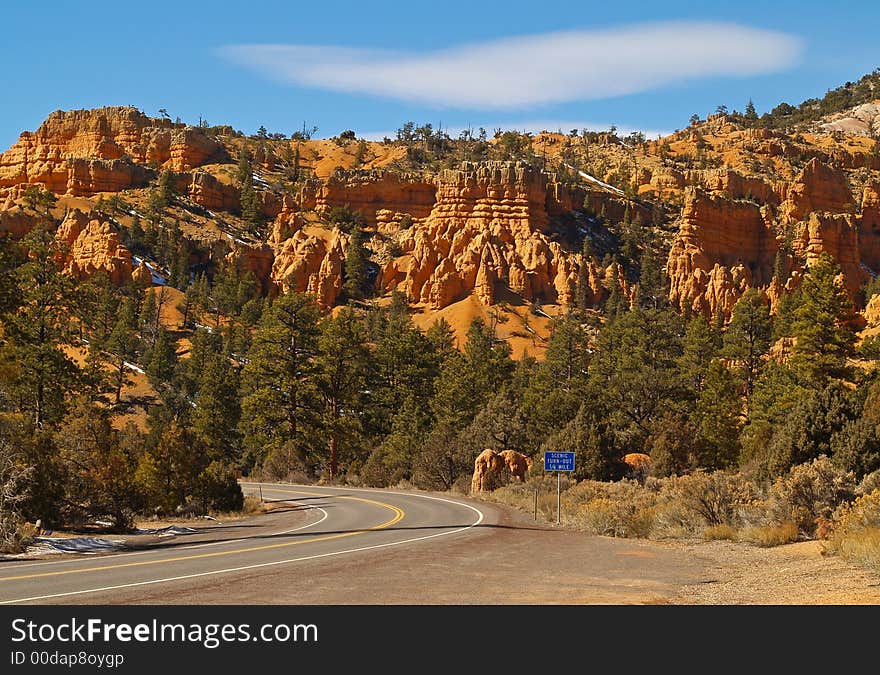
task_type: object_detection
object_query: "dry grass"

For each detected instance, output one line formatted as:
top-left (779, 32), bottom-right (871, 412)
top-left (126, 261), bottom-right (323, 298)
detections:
top-left (739, 522), bottom-right (800, 547)
top-left (703, 524), bottom-right (737, 541)
top-left (824, 529), bottom-right (880, 571)
top-left (824, 489), bottom-right (880, 572)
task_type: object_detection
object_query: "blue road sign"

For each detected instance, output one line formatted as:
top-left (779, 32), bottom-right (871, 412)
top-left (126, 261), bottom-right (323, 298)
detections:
top-left (544, 451), bottom-right (575, 472)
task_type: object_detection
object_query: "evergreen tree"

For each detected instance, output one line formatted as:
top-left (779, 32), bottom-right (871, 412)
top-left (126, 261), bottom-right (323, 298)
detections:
top-left (637, 245), bottom-right (668, 310)
top-left (103, 297), bottom-right (139, 405)
top-left (430, 318), bottom-right (514, 431)
top-left (604, 264), bottom-right (628, 317)
top-left (239, 293), bottom-right (321, 473)
top-left (367, 308), bottom-right (440, 438)
top-left (587, 308), bottom-right (685, 447)
top-left (522, 314), bottom-right (590, 438)
top-left (541, 404), bottom-right (626, 482)
top-left (144, 327), bottom-right (178, 398)
top-left (157, 169), bottom-right (177, 207)
top-left (1, 227), bottom-right (80, 429)
top-left (575, 238), bottom-right (594, 310)
top-left (460, 390), bottom-right (529, 456)
top-left (789, 253), bottom-right (857, 385)
top-left (55, 401), bottom-right (139, 529)
top-left (765, 383), bottom-right (858, 477)
top-left (426, 317), bottom-right (457, 356)
top-left (744, 99), bottom-right (759, 124)
top-left (128, 213), bottom-right (145, 255)
top-left (191, 354), bottom-right (241, 463)
top-left (362, 396), bottom-right (432, 486)
top-left (695, 359), bottom-right (742, 469)
top-left (343, 225), bottom-right (369, 302)
top-left (722, 288), bottom-right (772, 408)
top-left (679, 315), bottom-right (719, 395)
top-left (316, 308), bottom-right (371, 478)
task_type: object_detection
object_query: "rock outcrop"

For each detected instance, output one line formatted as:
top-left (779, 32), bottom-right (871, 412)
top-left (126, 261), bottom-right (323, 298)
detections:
top-left (667, 159), bottom-right (879, 320)
top-left (0, 107), bottom-right (225, 195)
top-left (298, 170), bottom-right (436, 231)
top-left (0, 205), bottom-right (42, 239)
top-left (270, 228), bottom-right (346, 309)
top-left (189, 171), bottom-right (240, 212)
top-left (470, 448), bottom-right (531, 493)
top-left (667, 188), bottom-right (775, 319)
top-left (381, 161), bottom-right (588, 309)
top-left (777, 158), bottom-right (854, 223)
top-left (55, 209), bottom-right (133, 284)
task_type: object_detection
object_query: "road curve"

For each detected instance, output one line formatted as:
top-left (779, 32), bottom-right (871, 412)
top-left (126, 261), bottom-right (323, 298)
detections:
top-left (0, 483), bottom-right (485, 605)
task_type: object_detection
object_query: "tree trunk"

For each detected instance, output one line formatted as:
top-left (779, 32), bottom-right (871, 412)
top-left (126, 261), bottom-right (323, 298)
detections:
top-left (329, 435), bottom-right (338, 479)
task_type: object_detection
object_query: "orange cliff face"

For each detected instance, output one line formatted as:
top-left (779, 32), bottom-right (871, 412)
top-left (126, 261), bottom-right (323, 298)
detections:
top-left (667, 188), bottom-right (774, 319)
top-left (255, 160), bottom-right (628, 312)
top-left (55, 209), bottom-right (133, 285)
top-left (382, 161), bottom-right (596, 309)
top-left (666, 158), bottom-right (880, 321)
top-left (0, 106), bottom-right (226, 196)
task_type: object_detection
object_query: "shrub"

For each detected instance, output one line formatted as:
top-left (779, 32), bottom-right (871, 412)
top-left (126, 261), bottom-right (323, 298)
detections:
top-left (767, 455), bottom-right (856, 536)
top-left (856, 469), bottom-right (880, 497)
top-left (565, 479), bottom-right (659, 537)
top-left (666, 470), bottom-right (757, 527)
top-left (825, 489), bottom-right (880, 570)
top-left (738, 522), bottom-right (799, 547)
top-left (193, 461), bottom-right (244, 513)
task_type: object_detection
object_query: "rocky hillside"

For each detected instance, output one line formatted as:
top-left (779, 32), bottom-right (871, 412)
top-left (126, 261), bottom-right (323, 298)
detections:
top-left (3, 93), bottom-right (880, 349)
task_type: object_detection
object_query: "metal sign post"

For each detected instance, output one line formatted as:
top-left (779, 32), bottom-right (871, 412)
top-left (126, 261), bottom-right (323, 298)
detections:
top-left (543, 451), bottom-right (575, 526)
top-left (557, 472), bottom-right (561, 525)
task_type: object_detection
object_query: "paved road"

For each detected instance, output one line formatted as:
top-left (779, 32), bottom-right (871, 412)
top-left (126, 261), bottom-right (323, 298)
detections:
top-left (0, 483), bottom-right (708, 604)
top-left (0, 484), bottom-right (483, 605)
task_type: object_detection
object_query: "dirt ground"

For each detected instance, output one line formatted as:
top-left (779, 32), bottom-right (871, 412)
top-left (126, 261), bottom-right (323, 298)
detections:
top-left (659, 538), bottom-right (880, 605)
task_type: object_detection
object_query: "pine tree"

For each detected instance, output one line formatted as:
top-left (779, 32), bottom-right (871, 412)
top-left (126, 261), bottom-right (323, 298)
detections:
top-left (103, 298), bottom-right (139, 405)
top-left (430, 318), bottom-right (514, 431)
top-left (343, 225), bottom-right (369, 302)
top-left (316, 308), bottom-right (371, 479)
top-left (744, 99), bottom-right (759, 125)
top-left (695, 359), bottom-right (742, 469)
top-left (191, 354), bottom-right (241, 463)
top-left (426, 317), bottom-right (457, 356)
top-left (679, 315), bottom-right (719, 394)
top-left (790, 253), bottom-right (857, 385)
top-left (723, 288), bottom-right (772, 408)
top-left (2, 227), bottom-right (80, 429)
top-left (587, 308), bottom-right (685, 442)
top-left (157, 169), bottom-right (177, 207)
top-left (541, 404), bottom-right (626, 481)
top-left (575, 238), bottom-right (594, 310)
top-left (128, 213), bottom-right (145, 255)
top-left (55, 401), bottom-right (139, 529)
top-left (637, 245), bottom-right (668, 310)
top-left (239, 293), bottom-right (322, 473)
top-left (145, 327), bottom-right (178, 394)
top-left (367, 309), bottom-right (440, 438)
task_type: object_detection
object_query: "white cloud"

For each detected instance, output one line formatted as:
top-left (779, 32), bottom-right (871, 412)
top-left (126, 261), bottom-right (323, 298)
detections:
top-left (220, 21), bottom-right (803, 109)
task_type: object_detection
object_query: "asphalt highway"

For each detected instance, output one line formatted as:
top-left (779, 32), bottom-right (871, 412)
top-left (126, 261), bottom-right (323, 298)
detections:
top-left (0, 483), bottom-right (485, 605)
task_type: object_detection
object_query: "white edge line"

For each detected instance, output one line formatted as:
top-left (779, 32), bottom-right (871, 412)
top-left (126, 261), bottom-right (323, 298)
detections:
top-left (1, 485), bottom-right (484, 605)
top-left (0, 496), bottom-right (326, 572)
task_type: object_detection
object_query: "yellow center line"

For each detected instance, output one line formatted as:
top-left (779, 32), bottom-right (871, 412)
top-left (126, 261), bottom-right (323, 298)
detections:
top-left (0, 491), bottom-right (404, 583)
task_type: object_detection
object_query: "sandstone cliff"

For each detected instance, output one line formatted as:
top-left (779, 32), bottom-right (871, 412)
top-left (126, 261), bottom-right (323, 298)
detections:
top-left (55, 209), bottom-right (133, 284)
top-left (0, 107), bottom-right (225, 196)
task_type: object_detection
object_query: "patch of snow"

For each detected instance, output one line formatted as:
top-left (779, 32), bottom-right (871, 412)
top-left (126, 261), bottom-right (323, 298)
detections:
top-left (124, 361), bottom-right (145, 375)
top-left (33, 537), bottom-right (126, 554)
top-left (132, 525), bottom-right (198, 535)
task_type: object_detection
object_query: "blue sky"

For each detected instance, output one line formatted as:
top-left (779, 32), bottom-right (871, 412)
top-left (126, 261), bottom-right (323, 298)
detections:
top-left (1, 1), bottom-right (878, 149)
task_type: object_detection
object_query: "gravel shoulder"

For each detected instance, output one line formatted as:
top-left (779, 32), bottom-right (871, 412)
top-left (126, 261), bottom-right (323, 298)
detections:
top-left (658, 538), bottom-right (880, 604)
